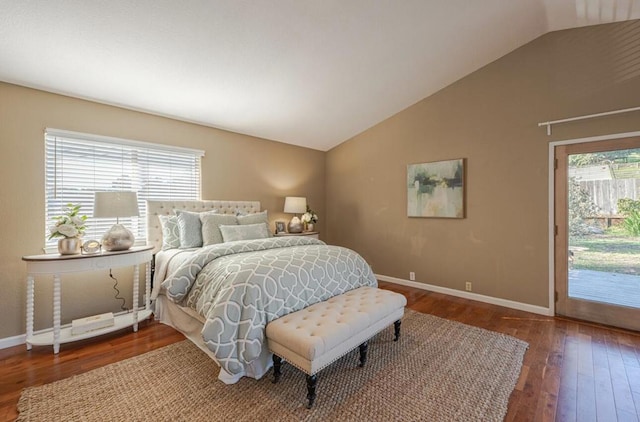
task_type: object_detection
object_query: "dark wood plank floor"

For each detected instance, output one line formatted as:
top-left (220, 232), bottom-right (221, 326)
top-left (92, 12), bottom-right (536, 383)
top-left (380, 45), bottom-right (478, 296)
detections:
top-left (1, 281), bottom-right (639, 421)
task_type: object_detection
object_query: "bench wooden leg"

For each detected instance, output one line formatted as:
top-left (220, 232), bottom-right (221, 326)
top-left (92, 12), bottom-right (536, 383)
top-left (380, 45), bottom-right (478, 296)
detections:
top-left (272, 354), bottom-right (282, 383)
top-left (306, 374), bottom-right (317, 409)
top-left (358, 341), bottom-right (368, 367)
top-left (394, 319), bottom-right (401, 341)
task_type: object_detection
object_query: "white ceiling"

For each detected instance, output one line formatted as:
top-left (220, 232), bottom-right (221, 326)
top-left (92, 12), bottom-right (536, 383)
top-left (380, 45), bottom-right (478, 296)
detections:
top-left (1, 1), bottom-right (639, 151)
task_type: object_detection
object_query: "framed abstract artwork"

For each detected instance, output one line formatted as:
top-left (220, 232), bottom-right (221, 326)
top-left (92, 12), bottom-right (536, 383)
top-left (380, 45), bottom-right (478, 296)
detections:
top-left (407, 158), bottom-right (465, 218)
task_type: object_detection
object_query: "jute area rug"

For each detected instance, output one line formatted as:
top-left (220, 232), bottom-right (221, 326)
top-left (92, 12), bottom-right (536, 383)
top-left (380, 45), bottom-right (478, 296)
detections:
top-left (17, 310), bottom-right (528, 422)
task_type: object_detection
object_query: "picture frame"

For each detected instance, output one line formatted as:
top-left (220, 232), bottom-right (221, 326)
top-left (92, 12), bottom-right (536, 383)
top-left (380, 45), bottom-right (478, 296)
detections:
top-left (81, 239), bottom-right (102, 255)
top-left (275, 221), bottom-right (286, 234)
top-left (407, 158), bottom-right (465, 218)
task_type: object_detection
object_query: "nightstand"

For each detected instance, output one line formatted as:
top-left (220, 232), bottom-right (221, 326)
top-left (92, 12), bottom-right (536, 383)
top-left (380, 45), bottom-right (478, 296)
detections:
top-left (274, 231), bottom-right (319, 239)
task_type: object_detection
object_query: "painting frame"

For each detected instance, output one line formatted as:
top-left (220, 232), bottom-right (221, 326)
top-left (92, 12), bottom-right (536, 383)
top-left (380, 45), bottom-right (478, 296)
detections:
top-left (275, 220), bottom-right (286, 234)
top-left (407, 158), bottom-right (465, 218)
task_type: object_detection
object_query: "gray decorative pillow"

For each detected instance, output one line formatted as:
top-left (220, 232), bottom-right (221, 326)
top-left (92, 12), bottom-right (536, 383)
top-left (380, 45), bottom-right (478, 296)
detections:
top-left (237, 210), bottom-right (267, 225)
top-left (219, 223), bottom-right (270, 243)
top-left (158, 215), bottom-right (180, 250)
top-left (201, 213), bottom-right (239, 246)
top-left (175, 209), bottom-right (218, 248)
top-left (237, 210), bottom-right (271, 237)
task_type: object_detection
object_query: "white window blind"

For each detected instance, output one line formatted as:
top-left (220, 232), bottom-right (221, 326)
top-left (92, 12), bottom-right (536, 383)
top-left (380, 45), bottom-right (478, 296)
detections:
top-left (45, 129), bottom-right (204, 250)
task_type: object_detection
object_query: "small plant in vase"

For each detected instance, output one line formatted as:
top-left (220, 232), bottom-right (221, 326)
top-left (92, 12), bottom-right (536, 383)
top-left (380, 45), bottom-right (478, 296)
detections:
top-left (301, 205), bottom-right (318, 232)
top-left (49, 203), bottom-right (87, 255)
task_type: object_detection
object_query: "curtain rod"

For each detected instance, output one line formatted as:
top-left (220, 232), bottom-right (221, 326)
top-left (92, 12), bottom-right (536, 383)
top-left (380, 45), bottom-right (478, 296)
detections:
top-left (538, 106), bottom-right (640, 136)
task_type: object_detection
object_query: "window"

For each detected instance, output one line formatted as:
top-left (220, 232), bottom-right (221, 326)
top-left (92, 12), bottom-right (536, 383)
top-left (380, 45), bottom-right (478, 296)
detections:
top-left (45, 129), bottom-right (204, 250)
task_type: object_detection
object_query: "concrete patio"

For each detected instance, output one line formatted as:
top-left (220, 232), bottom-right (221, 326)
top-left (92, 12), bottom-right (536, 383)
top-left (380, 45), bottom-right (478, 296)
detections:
top-left (569, 269), bottom-right (640, 308)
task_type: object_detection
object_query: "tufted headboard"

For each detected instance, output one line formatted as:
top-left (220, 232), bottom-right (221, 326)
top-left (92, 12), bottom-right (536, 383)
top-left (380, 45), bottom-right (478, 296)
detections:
top-left (146, 200), bottom-right (261, 253)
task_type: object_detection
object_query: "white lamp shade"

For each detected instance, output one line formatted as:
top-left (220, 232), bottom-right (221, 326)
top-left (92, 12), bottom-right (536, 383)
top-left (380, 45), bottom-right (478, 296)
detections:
top-left (93, 191), bottom-right (140, 218)
top-left (284, 196), bottom-right (307, 214)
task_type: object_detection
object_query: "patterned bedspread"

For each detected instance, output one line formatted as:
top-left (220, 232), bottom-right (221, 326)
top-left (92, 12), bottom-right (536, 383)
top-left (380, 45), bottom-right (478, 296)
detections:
top-left (161, 237), bottom-right (377, 377)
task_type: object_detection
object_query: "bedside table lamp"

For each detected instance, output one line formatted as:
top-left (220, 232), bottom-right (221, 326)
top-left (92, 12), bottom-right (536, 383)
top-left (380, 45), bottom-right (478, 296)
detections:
top-left (93, 191), bottom-right (140, 251)
top-left (284, 196), bottom-right (306, 233)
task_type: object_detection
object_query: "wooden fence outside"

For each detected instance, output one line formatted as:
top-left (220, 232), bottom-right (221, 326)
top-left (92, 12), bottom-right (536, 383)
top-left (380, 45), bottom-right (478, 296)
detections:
top-left (579, 179), bottom-right (639, 215)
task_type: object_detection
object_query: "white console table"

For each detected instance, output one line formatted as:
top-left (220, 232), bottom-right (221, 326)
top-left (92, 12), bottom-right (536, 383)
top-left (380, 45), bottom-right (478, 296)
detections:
top-left (22, 245), bottom-right (154, 353)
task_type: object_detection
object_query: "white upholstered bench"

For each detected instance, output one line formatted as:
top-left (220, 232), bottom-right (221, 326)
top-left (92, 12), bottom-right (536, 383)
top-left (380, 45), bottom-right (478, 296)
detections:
top-left (266, 286), bottom-right (407, 408)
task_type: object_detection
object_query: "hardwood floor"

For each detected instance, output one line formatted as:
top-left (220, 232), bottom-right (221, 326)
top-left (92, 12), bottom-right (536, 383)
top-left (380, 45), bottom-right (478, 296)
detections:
top-left (0, 319), bottom-right (184, 421)
top-left (1, 282), bottom-right (639, 421)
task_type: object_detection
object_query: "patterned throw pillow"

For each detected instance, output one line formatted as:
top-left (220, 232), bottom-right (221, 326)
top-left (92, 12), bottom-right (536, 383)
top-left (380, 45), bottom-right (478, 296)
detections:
top-left (175, 209), bottom-right (218, 248)
top-left (237, 210), bottom-right (271, 237)
top-left (158, 215), bottom-right (180, 250)
top-left (219, 223), bottom-right (270, 243)
top-left (201, 213), bottom-right (239, 246)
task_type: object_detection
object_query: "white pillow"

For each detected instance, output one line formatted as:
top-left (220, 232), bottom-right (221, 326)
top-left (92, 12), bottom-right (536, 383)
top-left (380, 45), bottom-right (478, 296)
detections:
top-left (219, 223), bottom-right (270, 243)
top-left (201, 214), bottom-right (239, 246)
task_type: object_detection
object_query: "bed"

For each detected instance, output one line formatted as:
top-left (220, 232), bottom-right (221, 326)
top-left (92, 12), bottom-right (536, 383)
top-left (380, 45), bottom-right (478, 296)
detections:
top-left (146, 200), bottom-right (377, 384)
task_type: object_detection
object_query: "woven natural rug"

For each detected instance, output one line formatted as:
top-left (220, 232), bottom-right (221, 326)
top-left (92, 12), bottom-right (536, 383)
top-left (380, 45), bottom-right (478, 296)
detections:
top-left (17, 310), bottom-right (527, 422)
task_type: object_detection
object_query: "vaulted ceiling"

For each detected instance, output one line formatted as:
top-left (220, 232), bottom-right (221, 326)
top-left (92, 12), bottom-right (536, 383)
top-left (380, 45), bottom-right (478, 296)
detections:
top-left (1, 1), bottom-right (639, 151)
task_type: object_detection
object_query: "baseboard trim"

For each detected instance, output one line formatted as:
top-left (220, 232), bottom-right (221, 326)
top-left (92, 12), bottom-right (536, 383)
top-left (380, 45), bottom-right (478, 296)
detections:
top-left (376, 274), bottom-right (552, 316)
top-left (0, 333), bottom-right (26, 350)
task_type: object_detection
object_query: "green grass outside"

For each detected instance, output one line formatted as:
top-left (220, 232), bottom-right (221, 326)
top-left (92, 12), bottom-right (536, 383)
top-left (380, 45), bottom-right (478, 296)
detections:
top-left (569, 232), bottom-right (640, 275)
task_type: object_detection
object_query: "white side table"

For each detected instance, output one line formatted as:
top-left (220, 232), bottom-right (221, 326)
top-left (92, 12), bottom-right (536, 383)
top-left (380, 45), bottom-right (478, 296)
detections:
top-left (22, 245), bottom-right (154, 353)
top-left (274, 231), bottom-right (319, 239)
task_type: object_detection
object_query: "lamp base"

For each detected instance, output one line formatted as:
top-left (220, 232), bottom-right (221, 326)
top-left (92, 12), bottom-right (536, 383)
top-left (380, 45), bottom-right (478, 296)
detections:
top-left (102, 224), bottom-right (135, 251)
top-left (287, 216), bottom-right (303, 233)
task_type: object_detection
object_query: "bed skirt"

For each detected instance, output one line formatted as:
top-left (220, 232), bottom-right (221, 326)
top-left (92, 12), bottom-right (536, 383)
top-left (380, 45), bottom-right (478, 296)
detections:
top-left (153, 295), bottom-right (272, 384)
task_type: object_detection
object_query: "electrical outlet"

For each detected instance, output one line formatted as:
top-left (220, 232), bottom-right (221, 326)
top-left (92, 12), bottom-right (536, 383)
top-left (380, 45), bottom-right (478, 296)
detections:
top-left (465, 282), bottom-right (472, 291)
top-left (409, 272), bottom-right (415, 281)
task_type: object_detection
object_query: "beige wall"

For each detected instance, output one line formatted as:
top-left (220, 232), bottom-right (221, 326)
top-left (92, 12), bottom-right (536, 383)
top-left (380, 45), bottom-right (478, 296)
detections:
top-left (326, 20), bottom-right (640, 308)
top-left (3, 20), bottom-right (640, 342)
top-left (0, 82), bottom-right (325, 339)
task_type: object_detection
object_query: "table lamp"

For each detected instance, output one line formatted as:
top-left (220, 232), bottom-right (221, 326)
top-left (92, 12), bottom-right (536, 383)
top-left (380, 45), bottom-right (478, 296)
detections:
top-left (93, 191), bottom-right (140, 251)
top-left (284, 196), bottom-right (306, 233)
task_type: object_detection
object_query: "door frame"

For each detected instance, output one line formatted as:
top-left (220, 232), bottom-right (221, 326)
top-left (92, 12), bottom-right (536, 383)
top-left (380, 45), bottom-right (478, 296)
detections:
top-left (547, 130), bottom-right (640, 315)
